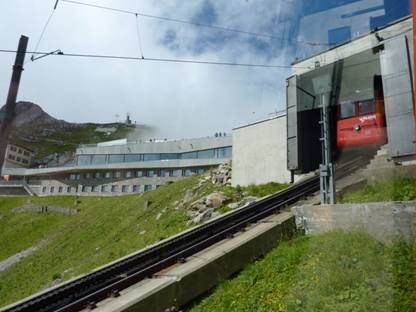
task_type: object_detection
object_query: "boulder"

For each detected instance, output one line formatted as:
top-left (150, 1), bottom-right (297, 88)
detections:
top-left (205, 192), bottom-right (228, 209)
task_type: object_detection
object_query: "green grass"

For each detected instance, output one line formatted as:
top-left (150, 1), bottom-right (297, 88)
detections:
top-left (190, 231), bottom-right (415, 312)
top-left (14, 123), bottom-right (134, 158)
top-left (340, 179), bottom-right (416, 203)
top-left (241, 182), bottom-right (289, 198)
top-left (0, 176), bottom-right (288, 308)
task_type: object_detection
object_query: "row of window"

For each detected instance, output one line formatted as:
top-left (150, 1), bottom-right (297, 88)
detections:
top-left (42, 184), bottom-right (157, 194)
top-left (7, 154), bottom-right (29, 164)
top-left (68, 168), bottom-right (206, 181)
top-left (9, 145), bottom-right (31, 157)
top-left (76, 146), bottom-right (232, 166)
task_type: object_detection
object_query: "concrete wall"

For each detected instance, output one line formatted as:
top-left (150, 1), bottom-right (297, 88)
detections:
top-left (292, 17), bottom-right (412, 76)
top-left (291, 201), bottom-right (416, 243)
top-left (232, 116), bottom-right (293, 186)
top-left (77, 136), bottom-right (232, 155)
top-left (28, 167), bottom-right (208, 197)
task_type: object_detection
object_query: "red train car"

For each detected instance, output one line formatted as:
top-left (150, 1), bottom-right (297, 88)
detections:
top-left (336, 76), bottom-right (387, 149)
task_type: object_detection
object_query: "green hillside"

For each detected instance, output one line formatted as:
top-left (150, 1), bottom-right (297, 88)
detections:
top-left (0, 175), bottom-right (287, 308)
top-left (13, 123), bottom-right (134, 159)
top-left (190, 231), bottom-right (415, 312)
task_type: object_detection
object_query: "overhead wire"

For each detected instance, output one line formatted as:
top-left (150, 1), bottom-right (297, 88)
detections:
top-left (29, 0), bottom-right (59, 62)
top-left (0, 49), bottom-right (314, 69)
top-left (59, 0), bottom-right (331, 47)
top-left (135, 14), bottom-right (145, 59)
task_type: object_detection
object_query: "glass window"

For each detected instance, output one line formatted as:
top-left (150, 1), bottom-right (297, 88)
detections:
top-left (84, 173), bottom-right (92, 179)
top-left (126, 171), bottom-right (133, 178)
top-left (183, 169), bottom-right (193, 177)
top-left (122, 185), bottom-right (129, 193)
top-left (143, 154), bottom-right (161, 161)
top-left (144, 185), bottom-right (152, 192)
top-left (77, 155), bottom-right (91, 166)
top-left (105, 172), bottom-right (112, 179)
top-left (50, 186), bottom-right (55, 193)
top-left (111, 185), bottom-right (119, 193)
top-left (136, 170), bottom-right (144, 177)
top-left (160, 169), bottom-right (166, 177)
top-left (17, 149), bottom-right (23, 154)
top-left (108, 154), bottom-right (124, 164)
top-left (94, 172), bottom-right (102, 179)
top-left (169, 169), bottom-right (178, 177)
top-left (197, 168), bottom-right (205, 174)
top-left (66, 186), bottom-right (72, 193)
top-left (359, 99), bottom-right (376, 115)
top-left (125, 154), bottom-right (142, 162)
top-left (182, 152), bottom-right (197, 159)
top-left (16, 157), bottom-right (21, 162)
top-left (42, 186), bottom-right (47, 193)
top-left (23, 151), bottom-right (30, 157)
top-left (101, 185), bottom-right (109, 193)
top-left (10, 146), bottom-right (17, 152)
top-left (147, 170), bottom-right (155, 177)
top-left (91, 155), bottom-right (107, 165)
top-left (58, 186), bottom-right (63, 193)
top-left (92, 185), bottom-right (99, 192)
top-left (115, 171), bottom-right (122, 178)
top-left (160, 153), bottom-right (178, 160)
top-left (340, 101), bottom-right (356, 119)
top-left (197, 149), bottom-right (215, 159)
top-left (133, 185), bottom-right (140, 192)
top-left (81, 185), bottom-right (88, 192)
top-left (218, 147), bottom-right (232, 158)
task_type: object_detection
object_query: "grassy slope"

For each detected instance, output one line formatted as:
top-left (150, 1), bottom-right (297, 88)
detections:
top-left (14, 123), bottom-right (134, 158)
top-left (0, 177), bottom-right (287, 307)
top-left (190, 179), bottom-right (416, 312)
top-left (340, 179), bottom-right (416, 203)
top-left (190, 231), bottom-right (415, 312)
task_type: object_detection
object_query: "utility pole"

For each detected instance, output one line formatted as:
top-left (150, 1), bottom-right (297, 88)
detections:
top-left (312, 73), bottom-right (336, 205)
top-left (0, 35), bottom-right (29, 176)
top-left (319, 93), bottom-right (336, 204)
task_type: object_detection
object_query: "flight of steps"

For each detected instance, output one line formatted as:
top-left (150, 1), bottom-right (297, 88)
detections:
top-left (358, 144), bottom-right (415, 182)
top-left (364, 145), bottom-right (396, 171)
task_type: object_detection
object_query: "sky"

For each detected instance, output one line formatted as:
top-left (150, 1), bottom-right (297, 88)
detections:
top-left (0, 0), bottom-right (410, 139)
top-left (0, 0), bottom-right (295, 139)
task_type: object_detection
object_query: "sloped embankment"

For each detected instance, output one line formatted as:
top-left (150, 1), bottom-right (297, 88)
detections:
top-left (0, 173), bottom-right (287, 308)
top-left (190, 231), bottom-right (415, 312)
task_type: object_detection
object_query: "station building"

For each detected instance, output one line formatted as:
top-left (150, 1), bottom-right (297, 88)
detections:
top-left (286, 16), bottom-right (415, 175)
top-left (1, 136), bottom-right (232, 196)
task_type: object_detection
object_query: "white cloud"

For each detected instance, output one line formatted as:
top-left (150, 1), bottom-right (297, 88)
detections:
top-left (0, 0), bottom-right (292, 139)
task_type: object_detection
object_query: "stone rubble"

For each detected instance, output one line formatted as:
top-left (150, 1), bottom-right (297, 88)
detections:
top-left (211, 161), bottom-right (232, 186)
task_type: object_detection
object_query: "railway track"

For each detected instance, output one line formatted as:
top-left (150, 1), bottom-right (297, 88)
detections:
top-left (2, 158), bottom-right (366, 312)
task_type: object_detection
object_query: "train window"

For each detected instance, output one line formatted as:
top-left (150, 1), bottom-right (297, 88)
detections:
top-left (339, 101), bottom-right (356, 119)
top-left (358, 99), bottom-right (376, 115)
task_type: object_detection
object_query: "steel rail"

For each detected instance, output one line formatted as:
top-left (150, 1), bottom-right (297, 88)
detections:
top-left (3, 158), bottom-right (363, 312)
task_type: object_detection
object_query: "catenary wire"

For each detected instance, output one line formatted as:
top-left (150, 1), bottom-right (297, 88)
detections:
top-left (135, 14), bottom-right (145, 59)
top-left (27, 4), bottom-right (57, 63)
top-left (59, 0), bottom-right (331, 47)
top-left (0, 49), bottom-right (314, 69)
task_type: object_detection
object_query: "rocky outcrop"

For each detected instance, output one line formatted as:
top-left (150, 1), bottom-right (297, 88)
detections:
top-left (1, 101), bottom-right (69, 128)
top-left (211, 162), bottom-right (232, 186)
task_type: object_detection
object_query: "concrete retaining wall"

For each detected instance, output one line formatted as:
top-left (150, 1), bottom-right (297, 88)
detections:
top-left (232, 116), bottom-right (294, 186)
top-left (94, 212), bottom-right (296, 312)
top-left (291, 201), bottom-right (416, 243)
